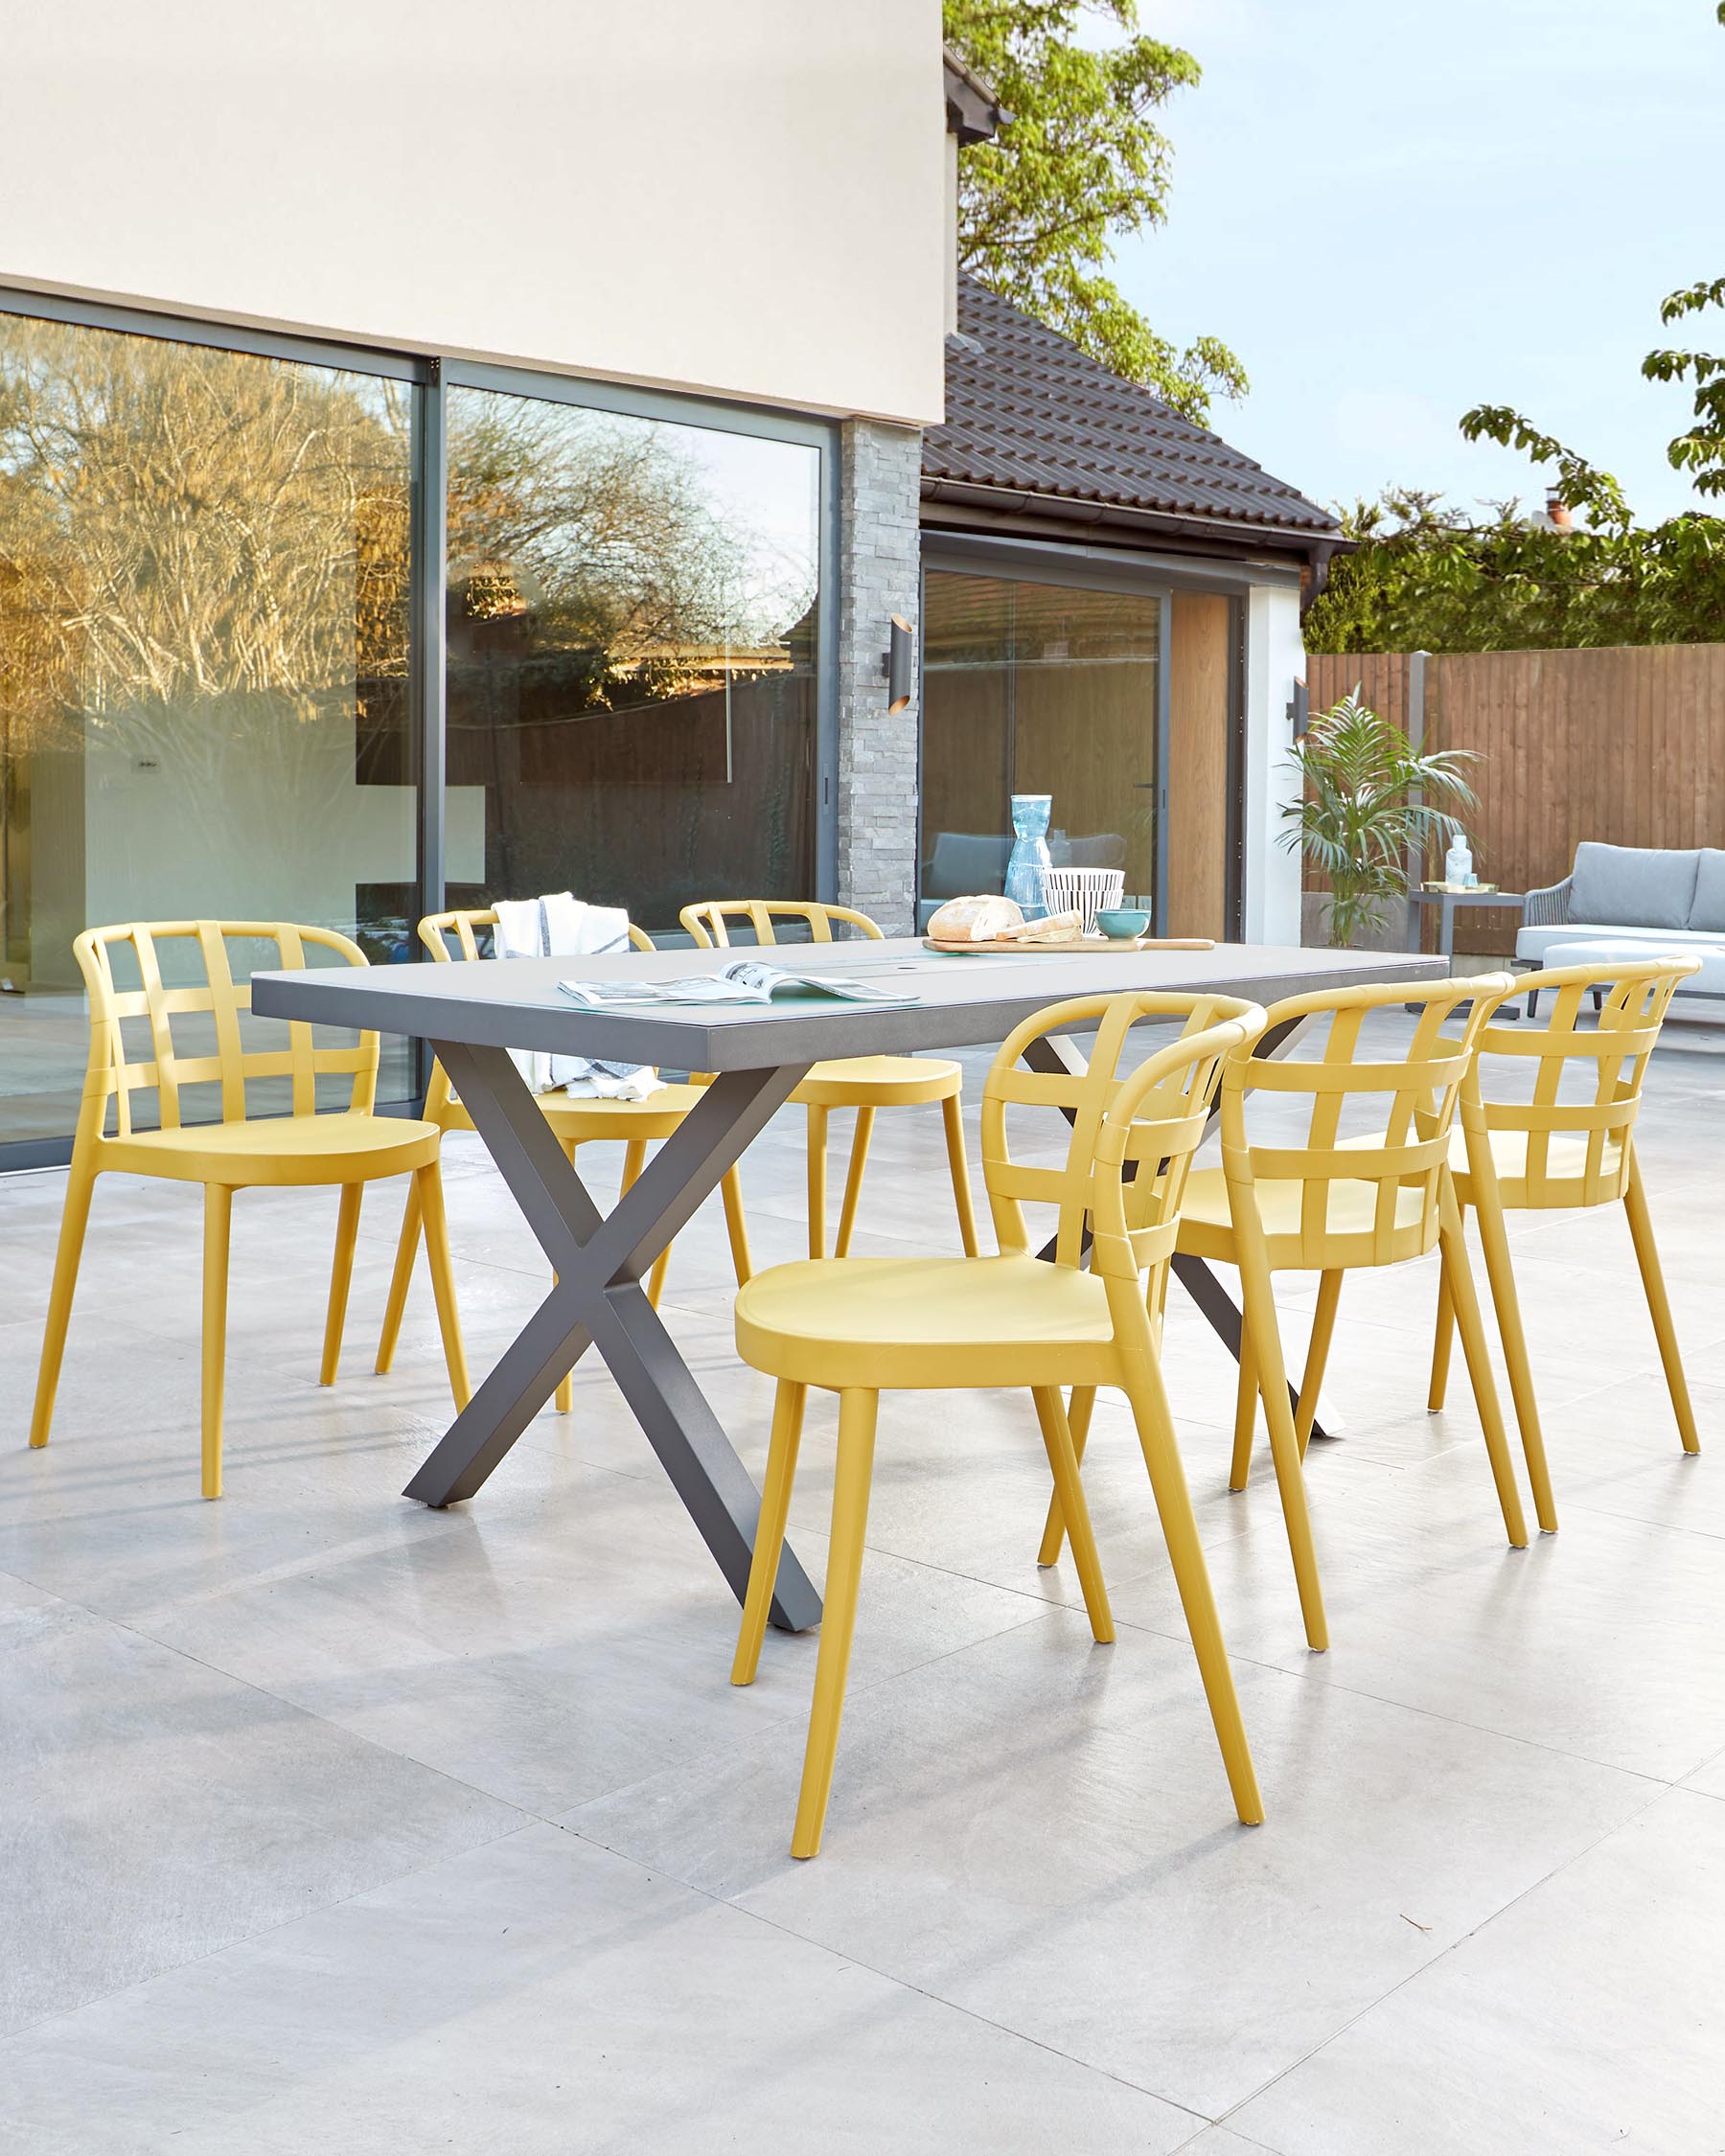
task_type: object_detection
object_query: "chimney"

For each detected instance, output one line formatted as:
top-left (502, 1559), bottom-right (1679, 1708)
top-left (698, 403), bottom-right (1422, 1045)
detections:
top-left (1545, 487), bottom-right (1574, 532)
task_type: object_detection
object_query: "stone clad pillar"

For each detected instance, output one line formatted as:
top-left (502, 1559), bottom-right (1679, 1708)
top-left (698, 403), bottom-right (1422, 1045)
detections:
top-left (834, 418), bottom-right (922, 934)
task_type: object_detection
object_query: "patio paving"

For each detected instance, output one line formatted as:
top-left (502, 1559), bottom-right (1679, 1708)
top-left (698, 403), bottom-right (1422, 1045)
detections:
top-left (4, 1007), bottom-right (1725, 2151)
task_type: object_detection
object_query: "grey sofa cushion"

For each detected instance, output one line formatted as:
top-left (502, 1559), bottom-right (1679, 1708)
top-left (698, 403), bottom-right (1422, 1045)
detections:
top-left (1690, 849), bottom-right (1725, 933)
top-left (1569, 842), bottom-right (1700, 930)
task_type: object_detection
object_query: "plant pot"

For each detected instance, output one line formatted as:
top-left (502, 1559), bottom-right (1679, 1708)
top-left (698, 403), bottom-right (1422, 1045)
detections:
top-left (1300, 892), bottom-right (1415, 953)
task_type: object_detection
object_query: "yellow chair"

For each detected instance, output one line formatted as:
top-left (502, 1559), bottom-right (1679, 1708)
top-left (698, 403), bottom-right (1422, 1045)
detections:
top-left (1171, 975), bottom-right (1530, 1633)
top-left (730, 990), bottom-right (1267, 1859)
top-left (29, 920), bottom-right (469, 1499)
top-left (679, 900), bottom-right (978, 1261)
top-left (1427, 956), bottom-right (1702, 1531)
top-left (377, 909), bottom-right (751, 1412)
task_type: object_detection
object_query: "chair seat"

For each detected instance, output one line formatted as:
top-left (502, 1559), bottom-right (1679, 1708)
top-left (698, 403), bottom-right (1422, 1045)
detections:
top-left (101, 1112), bottom-right (443, 1188)
top-left (1450, 1125), bottom-right (1627, 1210)
top-left (790, 1055), bottom-right (963, 1109)
top-left (1175, 1165), bottom-right (1435, 1271)
top-left (440, 1080), bottom-right (711, 1145)
top-left (735, 1252), bottom-right (1116, 1389)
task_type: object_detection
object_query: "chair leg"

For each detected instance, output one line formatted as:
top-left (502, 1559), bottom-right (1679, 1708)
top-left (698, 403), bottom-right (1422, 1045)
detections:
top-left (1118, 1350), bottom-right (1264, 1825)
top-left (1427, 1271), bottom-right (1456, 1411)
top-left (1469, 1182), bottom-right (1557, 1530)
top-left (319, 1182), bottom-right (363, 1388)
top-left (201, 1184), bottom-right (233, 1500)
top-left (792, 1387), bottom-right (879, 1859)
top-left (1230, 1222), bottom-right (1329, 1652)
top-left (721, 1166), bottom-right (753, 1287)
top-left (1030, 1387), bottom-right (1113, 1640)
top-left (806, 1105), bottom-right (828, 1260)
top-left (29, 1153), bottom-right (98, 1450)
top-left (731, 1378), bottom-right (808, 1686)
top-left (941, 1090), bottom-right (980, 1257)
top-left (1294, 1271), bottom-right (1343, 1457)
top-left (834, 1107), bottom-right (875, 1258)
top-left (1229, 1322), bottom-right (1258, 1491)
top-left (1526, 989), bottom-right (1540, 1021)
top-left (375, 1175), bottom-right (423, 1376)
top-left (1438, 1179), bottom-right (1530, 1548)
top-left (1037, 1386), bottom-right (1095, 1566)
top-left (1623, 1153), bottom-right (1700, 1455)
top-left (416, 1162), bottom-right (471, 1413)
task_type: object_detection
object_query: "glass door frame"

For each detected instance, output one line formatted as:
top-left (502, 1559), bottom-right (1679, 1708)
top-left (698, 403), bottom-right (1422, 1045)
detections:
top-left (0, 288), bottom-right (840, 1170)
top-left (918, 539), bottom-right (1175, 931)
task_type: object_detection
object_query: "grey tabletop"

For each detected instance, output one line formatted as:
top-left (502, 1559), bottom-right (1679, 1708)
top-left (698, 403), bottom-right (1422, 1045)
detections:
top-left (251, 940), bottom-right (1447, 1068)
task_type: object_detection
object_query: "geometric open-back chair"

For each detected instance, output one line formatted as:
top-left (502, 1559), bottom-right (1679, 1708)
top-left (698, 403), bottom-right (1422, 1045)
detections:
top-left (679, 899), bottom-right (978, 1263)
top-left (1170, 975), bottom-right (1530, 1634)
top-left (29, 920), bottom-right (468, 1499)
top-left (729, 989), bottom-right (1265, 1859)
top-left (1428, 954), bottom-right (1702, 1531)
top-left (376, 907), bottom-right (752, 1415)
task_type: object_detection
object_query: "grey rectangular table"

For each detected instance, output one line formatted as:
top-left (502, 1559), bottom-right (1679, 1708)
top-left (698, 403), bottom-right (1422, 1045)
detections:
top-left (253, 939), bottom-right (1442, 1632)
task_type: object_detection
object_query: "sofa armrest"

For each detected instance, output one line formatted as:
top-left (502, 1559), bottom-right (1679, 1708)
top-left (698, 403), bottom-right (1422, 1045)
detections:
top-left (1522, 876), bottom-right (1573, 927)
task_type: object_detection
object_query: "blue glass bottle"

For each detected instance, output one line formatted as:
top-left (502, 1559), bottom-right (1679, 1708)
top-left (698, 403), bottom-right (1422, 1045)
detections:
top-left (1004, 793), bottom-right (1053, 919)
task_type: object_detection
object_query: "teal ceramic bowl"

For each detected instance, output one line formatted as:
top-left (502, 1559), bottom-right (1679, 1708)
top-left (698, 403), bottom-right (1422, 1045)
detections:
top-left (1095, 907), bottom-right (1151, 940)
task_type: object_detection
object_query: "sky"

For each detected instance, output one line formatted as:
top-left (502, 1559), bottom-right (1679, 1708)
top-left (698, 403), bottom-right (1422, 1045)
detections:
top-left (1120, 0), bottom-right (1725, 523)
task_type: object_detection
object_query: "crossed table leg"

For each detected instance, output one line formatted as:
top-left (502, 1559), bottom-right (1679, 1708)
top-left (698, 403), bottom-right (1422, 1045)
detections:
top-left (402, 1040), bottom-right (823, 1633)
top-left (401, 1015), bottom-right (1325, 1641)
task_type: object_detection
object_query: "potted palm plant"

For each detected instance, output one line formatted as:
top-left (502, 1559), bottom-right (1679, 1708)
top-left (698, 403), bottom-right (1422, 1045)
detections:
top-left (1282, 689), bottom-right (1479, 950)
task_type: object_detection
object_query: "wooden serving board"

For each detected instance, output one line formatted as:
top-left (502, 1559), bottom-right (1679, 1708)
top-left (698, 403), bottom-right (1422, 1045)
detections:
top-left (922, 935), bottom-right (1216, 955)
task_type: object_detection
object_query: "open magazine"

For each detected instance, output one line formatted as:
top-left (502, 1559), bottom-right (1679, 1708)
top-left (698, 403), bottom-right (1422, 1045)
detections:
top-left (559, 958), bottom-right (919, 1009)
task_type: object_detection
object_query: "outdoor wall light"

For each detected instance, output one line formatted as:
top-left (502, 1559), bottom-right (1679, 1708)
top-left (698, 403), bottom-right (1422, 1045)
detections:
top-left (886, 614), bottom-right (915, 712)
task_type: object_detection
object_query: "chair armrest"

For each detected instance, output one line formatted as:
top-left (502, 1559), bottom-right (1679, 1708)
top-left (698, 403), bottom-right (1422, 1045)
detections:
top-left (1521, 876), bottom-right (1573, 926)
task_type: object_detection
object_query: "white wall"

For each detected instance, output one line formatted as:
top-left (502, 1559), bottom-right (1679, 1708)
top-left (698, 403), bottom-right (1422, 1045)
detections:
top-left (1240, 581), bottom-right (1305, 946)
top-left (0, 0), bottom-right (947, 425)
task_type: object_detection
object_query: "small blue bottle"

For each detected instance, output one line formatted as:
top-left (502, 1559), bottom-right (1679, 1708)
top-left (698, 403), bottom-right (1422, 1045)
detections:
top-left (1004, 793), bottom-right (1053, 920)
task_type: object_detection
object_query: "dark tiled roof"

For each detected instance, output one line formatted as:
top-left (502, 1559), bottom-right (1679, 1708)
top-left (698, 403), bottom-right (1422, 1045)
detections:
top-left (925, 276), bottom-right (1339, 541)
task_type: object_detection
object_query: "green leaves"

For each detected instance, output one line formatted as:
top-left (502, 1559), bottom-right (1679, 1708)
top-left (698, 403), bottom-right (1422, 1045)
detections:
top-left (1279, 693), bottom-right (1478, 948)
top-left (945, 0), bottom-right (1247, 424)
top-left (1316, 264), bottom-right (1725, 650)
top-left (1458, 408), bottom-right (1630, 530)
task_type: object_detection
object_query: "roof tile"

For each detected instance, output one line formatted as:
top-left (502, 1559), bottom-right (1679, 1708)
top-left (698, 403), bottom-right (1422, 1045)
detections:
top-left (926, 280), bottom-right (1338, 539)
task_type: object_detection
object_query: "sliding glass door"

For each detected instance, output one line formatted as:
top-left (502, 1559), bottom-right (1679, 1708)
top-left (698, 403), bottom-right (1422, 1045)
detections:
top-left (920, 569), bottom-right (1163, 918)
top-left (444, 381), bottom-right (823, 936)
top-left (0, 310), bottom-right (420, 1147)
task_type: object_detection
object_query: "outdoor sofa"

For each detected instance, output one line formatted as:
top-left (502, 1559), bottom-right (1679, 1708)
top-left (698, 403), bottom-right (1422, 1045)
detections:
top-left (1518, 841), bottom-right (1725, 1009)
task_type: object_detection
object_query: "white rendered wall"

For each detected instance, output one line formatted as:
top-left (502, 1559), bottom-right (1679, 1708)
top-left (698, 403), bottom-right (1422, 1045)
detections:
top-left (0, 0), bottom-right (947, 425)
top-left (1240, 581), bottom-right (1305, 946)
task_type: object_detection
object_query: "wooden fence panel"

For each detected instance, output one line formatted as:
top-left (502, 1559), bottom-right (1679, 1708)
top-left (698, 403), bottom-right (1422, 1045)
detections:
top-left (1301, 645), bottom-right (1725, 953)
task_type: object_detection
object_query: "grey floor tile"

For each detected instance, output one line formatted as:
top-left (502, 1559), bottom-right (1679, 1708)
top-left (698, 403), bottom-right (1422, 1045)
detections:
top-left (0, 1822), bottom-right (1205, 2156)
top-left (134, 1439), bottom-right (1048, 1815)
top-left (1108, 1445), bottom-right (1725, 1782)
top-left (0, 1600), bottom-right (522, 2034)
top-left (566, 1605), bottom-right (1654, 2120)
top-left (1228, 1787), bottom-right (1725, 2156)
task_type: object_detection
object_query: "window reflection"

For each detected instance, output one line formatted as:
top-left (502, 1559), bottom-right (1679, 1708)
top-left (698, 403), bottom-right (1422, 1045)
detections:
top-left (920, 572), bottom-right (1161, 915)
top-left (446, 388), bottom-right (820, 932)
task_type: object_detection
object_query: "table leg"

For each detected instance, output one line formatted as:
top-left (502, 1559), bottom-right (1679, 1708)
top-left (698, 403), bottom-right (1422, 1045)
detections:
top-left (1023, 1020), bottom-right (1333, 1442)
top-left (402, 1041), bottom-right (823, 1633)
top-left (1440, 899), bottom-right (1456, 961)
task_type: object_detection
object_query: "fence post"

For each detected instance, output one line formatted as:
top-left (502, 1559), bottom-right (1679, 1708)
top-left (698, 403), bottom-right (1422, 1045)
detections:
top-left (1406, 650), bottom-right (1429, 951)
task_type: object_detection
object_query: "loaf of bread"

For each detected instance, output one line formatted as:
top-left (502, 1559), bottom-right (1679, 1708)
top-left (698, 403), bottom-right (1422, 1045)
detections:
top-left (926, 894), bottom-right (1025, 943)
